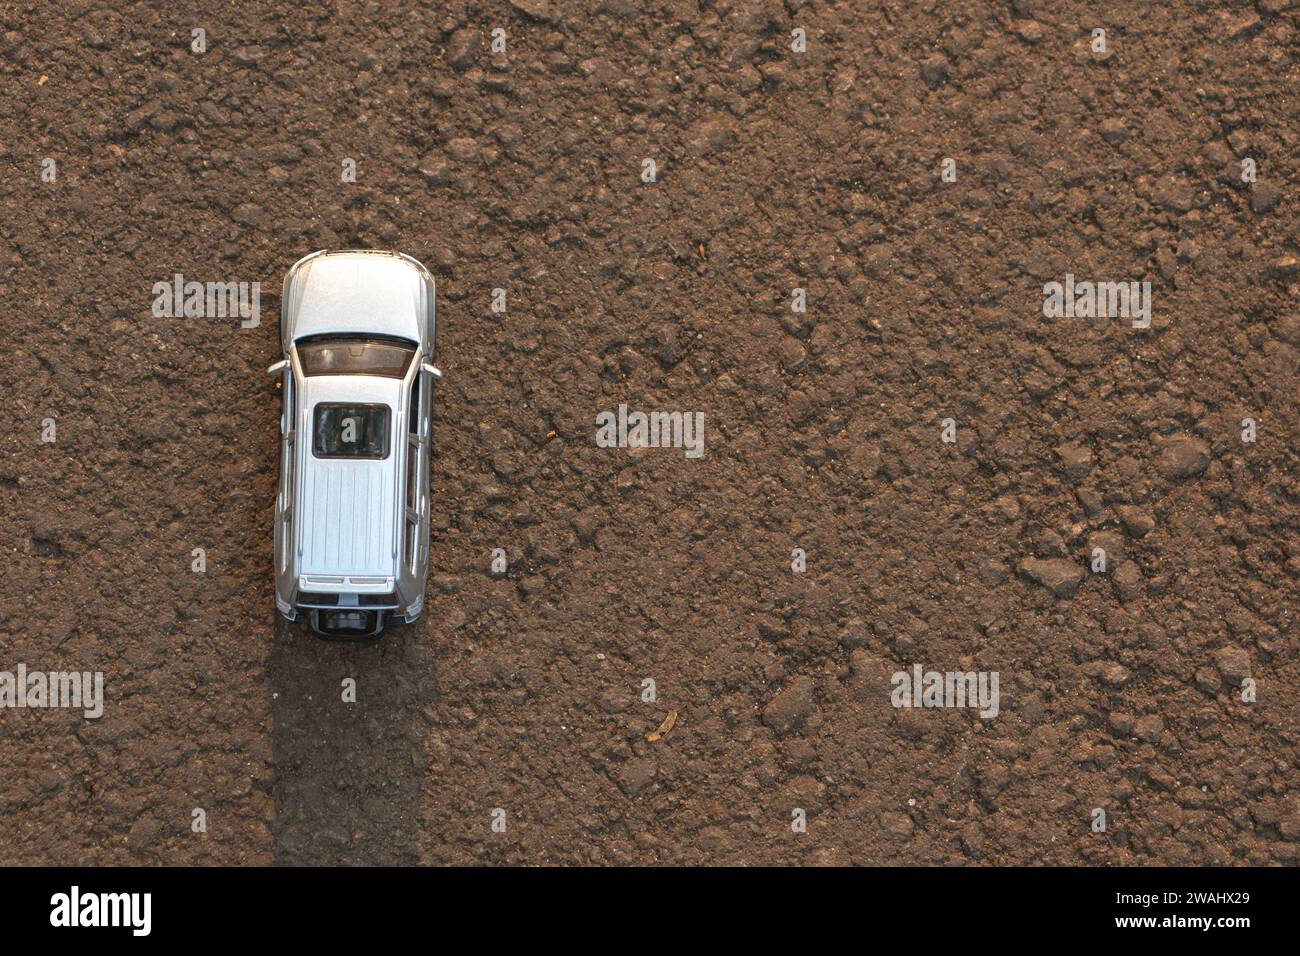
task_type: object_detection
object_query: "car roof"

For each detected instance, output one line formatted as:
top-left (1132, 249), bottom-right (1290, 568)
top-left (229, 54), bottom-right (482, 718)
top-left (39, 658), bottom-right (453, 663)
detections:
top-left (284, 251), bottom-right (428, 347)
top-left (296, 374), bottom-right (404, 577)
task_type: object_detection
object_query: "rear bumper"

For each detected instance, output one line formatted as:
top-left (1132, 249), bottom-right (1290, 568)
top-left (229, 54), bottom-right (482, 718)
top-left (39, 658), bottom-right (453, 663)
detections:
top-left (278, 575), bottom-right (420, 637)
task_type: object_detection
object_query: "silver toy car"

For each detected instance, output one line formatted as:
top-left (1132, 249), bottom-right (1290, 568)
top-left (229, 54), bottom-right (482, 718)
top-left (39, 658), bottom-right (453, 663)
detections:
top-left (268, 250), bottom-right (442, 638)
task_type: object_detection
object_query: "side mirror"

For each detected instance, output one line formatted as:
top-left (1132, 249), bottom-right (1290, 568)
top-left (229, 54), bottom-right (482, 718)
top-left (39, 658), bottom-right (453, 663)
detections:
top-left (266, 359), bottom-right (290, 375)
top-left (421, 363), bottom-right (444, 381)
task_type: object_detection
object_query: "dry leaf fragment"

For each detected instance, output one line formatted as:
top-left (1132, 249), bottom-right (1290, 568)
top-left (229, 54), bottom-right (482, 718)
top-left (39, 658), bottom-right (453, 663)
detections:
top-left (646, 709), bottom-right (678, 742)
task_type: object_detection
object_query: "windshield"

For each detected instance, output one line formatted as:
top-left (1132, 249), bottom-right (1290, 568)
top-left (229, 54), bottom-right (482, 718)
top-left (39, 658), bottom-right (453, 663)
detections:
top-left (313, 404), bottom-right (391, 459)
top-left (298, 337), bottom-right (416, 378)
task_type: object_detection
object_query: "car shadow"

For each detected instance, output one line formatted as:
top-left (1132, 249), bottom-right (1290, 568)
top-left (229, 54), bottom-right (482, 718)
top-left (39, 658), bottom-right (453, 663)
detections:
top-left (269, 614), bottom-right (437, 865)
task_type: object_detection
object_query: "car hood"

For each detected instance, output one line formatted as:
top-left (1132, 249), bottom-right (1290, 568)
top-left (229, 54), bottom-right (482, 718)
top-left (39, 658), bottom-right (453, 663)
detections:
top-left (283, 251), bottom-right (427, 349)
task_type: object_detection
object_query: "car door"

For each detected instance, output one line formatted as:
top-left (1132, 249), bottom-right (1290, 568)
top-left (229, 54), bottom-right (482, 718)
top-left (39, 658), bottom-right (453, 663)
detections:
top-left (417, 362), bottom-right (432, 582)
top-left (274, 365), bottom-right (297, 609)
top-left (402, 368), bottom-right (428, 584)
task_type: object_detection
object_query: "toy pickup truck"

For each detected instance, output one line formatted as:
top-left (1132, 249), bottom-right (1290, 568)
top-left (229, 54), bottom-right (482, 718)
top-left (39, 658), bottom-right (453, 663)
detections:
top-left (268, 250), bottom-right (442, 638)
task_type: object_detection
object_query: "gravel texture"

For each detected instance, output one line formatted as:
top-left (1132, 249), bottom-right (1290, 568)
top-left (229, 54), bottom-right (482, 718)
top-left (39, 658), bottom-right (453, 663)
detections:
top-left (1, 0), bottom-right (1298, 865)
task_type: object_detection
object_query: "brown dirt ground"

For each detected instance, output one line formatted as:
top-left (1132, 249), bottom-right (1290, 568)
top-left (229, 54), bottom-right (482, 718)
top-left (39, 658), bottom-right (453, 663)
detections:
top-left (1, 0), bottom-right (1299, 865)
